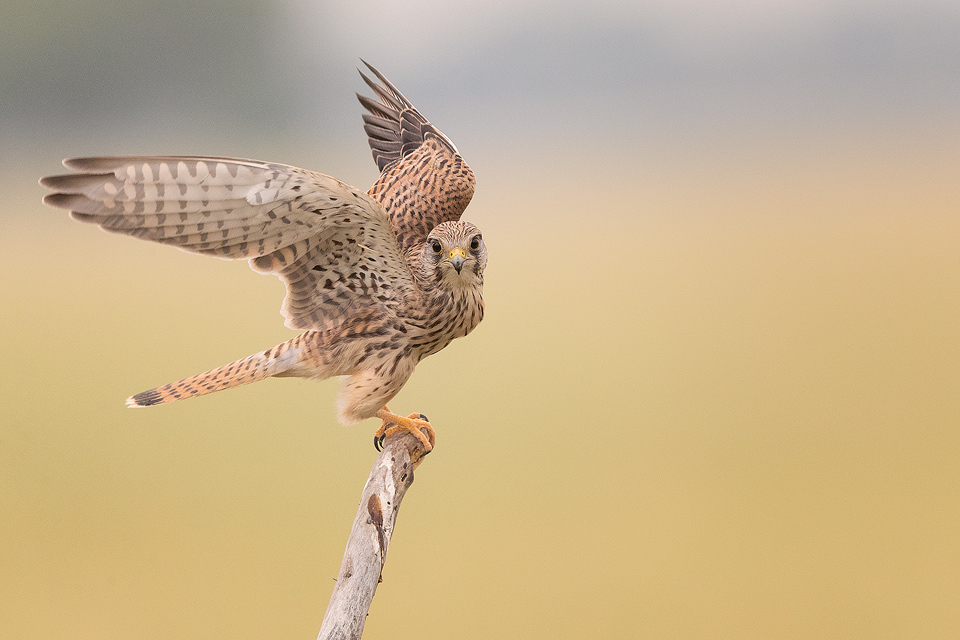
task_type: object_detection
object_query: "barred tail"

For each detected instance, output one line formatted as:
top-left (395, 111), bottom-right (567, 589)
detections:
top-left (125, 338), bottom-right (305, 408)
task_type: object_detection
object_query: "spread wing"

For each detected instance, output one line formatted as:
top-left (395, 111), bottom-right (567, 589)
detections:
top-left (357, 61), bottom-right (476, 254)
top-left (40, 156), bottom-right (416, 331)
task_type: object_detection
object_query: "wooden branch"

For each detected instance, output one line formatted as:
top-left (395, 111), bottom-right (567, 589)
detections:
top-left (317, 427), bottom-right (432, 640)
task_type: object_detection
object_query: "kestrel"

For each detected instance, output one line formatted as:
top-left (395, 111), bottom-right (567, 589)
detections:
top-left (40, 61), bottom-right (485, 451)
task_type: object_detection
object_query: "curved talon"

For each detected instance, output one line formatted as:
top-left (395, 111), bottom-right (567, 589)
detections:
top-left (406, 413), bottom-right (435, 449)
top-left (373, 412), bottom-right (391, 451)
top-left (373, 407), bottom-right (435, 452)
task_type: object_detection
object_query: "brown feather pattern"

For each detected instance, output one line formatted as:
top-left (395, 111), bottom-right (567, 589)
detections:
top-left (40, 62), bottom-right (485, 428)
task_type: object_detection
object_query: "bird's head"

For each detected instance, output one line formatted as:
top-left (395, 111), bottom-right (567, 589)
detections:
top-left (423, 221), bottom-right (486, 288)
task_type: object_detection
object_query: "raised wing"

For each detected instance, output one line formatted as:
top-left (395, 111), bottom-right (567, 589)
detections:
top-left (41, 156), bottom-right (416, 331)
top-left (357, 61), bottom-right (476, 254)
top-left (358, 60), bottom-right (460, 172)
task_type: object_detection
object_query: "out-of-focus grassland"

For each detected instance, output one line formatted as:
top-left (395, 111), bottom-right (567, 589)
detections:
top-left (2, 131), bottom-right (959, 638)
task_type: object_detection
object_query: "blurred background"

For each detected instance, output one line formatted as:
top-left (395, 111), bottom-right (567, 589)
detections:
top-left (2, 0), bottom-right (958, 638)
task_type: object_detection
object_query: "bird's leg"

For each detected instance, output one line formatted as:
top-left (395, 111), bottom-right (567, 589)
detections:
top-left (374, 406), bottom-right (435, 452)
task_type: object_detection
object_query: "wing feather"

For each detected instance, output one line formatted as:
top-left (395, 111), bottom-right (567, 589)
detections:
top-left (41, 155), bottom-right (415, 330)
top-left (356, 60), bottom-right (459, 172)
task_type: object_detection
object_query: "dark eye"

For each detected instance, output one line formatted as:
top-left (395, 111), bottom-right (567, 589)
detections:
top-left (431, 240), bottom-right (442, 254)
top-left (470, 235), bottom-right (481, 250)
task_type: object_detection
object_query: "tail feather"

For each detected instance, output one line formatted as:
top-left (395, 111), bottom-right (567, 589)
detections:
top-left (126, 338), bottom-right (305, 407)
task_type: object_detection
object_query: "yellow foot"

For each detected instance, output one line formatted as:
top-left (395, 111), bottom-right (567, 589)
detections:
top-left (374, 407), bottom-right (435, 452)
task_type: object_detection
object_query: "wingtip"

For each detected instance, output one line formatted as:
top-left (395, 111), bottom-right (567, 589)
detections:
top-left (62, 157), bottom-right (89, 170)
top-left (356, 58), bottom-right (375, 84)
top-left (356, 61), bottom-right (412, 109)
top-left (359, 59), bottom-right (388, 86)
top-left (41, 192), bottom-right (72, 209)
top-left (40, 165), bottom-right (86, 188)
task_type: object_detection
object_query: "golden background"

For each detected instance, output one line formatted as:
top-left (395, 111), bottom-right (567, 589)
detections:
top-left (2, 0), bottom-right (958, 637)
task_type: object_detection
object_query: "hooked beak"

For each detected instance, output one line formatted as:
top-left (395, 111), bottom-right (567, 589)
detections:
top-left (448, 248), bottom-right (466, 273)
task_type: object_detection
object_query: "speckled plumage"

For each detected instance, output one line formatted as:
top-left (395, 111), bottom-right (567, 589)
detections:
top-left (40, 62), bottom-right (485, 443)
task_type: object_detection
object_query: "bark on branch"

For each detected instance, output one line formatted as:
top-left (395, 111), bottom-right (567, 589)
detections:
top-left (317, 427), bottom-right (432, 640)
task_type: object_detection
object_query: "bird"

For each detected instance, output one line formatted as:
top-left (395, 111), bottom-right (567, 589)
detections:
top-left (39, 61), bottom-right (485, 452)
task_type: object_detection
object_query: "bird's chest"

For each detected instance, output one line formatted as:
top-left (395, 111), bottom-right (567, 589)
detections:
top-left (411, 288), bottom-right (483, 360)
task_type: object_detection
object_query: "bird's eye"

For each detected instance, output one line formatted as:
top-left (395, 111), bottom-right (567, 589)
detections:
top-left (470, 235), bottom-right (481, 250)
top-left (431, 240), bottom-right (442, 254)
